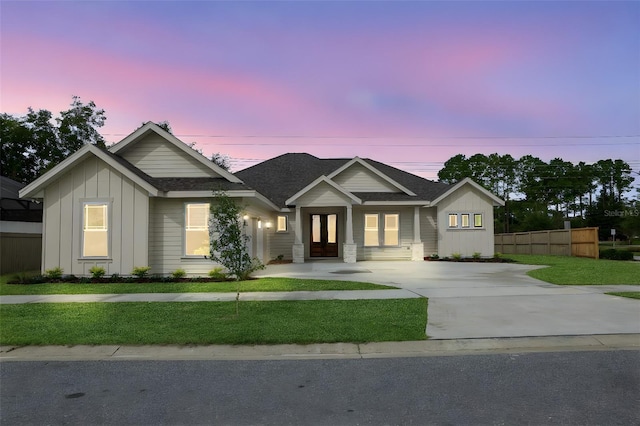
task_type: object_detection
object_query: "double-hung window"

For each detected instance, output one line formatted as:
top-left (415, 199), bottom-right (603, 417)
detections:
top-left (185, 203), bottom-right (210, 256)
top-left (364, 213), bottom-right (400, 246)
top-left (83, 202), bottom-right (109, 257)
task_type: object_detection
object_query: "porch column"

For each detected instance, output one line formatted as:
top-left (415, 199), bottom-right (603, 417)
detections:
top-left (411, 206), bottom-right (424, 261)
top-left (343, 204), bottom-right (357, 263)
top-left (292, 206), bottom-right (304, 263)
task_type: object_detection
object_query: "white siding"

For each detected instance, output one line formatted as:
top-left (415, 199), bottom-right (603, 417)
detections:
top-left (296, 182), bottom-right (352, 207)
top-left (148, 198), bottom-right (221, 276)
top-left (42, 156), bottom-right (149, 276)
top-left (421, 208), bottom-right (438, 256)
top-left (332, 163), bottom-right (398, 192)
top-left (436, 184), bottom-right (495, 257)
top-left (353, 207), bottom-right (413, 260)
top-left (119, 134), bottom-right (219, 178)
top-left (265, 223), bottom-right (295, 261)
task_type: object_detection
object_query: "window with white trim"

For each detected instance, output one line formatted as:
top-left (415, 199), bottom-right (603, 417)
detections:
top-left (277, 215), bottom-right (288, 232)
top-left (185, 203), bottom-right (210, 256)
top-left (83, 202), bottom-right (109, 257)
top-left (364, 213), bottom-right (400, 246)
top-left (448, 213), bottom-right (484, 229)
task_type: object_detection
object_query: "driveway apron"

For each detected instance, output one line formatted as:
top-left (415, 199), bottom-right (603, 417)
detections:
top-left (256, 260), bottom-right (640, 339)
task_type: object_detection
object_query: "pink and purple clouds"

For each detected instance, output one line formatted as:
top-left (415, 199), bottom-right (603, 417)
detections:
top-left (2, 1), bottom-right (638, 181)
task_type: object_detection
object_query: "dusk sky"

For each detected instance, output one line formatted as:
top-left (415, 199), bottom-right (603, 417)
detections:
top-left (2, 1), bottom-right (639, 184)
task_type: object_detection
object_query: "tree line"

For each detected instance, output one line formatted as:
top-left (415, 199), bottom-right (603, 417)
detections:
top-left (438, 153), bottom-right (638, 240)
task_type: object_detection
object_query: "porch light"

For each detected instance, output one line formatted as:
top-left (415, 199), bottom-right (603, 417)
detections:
top-left (265, 221), bottom-right (273, 229)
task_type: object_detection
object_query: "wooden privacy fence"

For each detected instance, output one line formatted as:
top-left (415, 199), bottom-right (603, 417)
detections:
top-left (494, 227), bottom-right (599, 259)
top-left (0, 233), bottom-right (42, 274)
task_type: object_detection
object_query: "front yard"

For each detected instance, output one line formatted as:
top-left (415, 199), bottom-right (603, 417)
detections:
top-left (0, 299), bottom-right (428, 346)
top-left (508, 254), bottom-right (640, 285)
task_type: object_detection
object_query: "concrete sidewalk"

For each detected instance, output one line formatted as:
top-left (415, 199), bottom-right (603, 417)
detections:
top-left (2, 334), bottom-right (638, 362)
top-left (0, 289), bottom-right (418, 304)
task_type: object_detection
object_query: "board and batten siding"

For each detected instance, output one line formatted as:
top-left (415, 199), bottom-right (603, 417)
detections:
top-left (332, 163), bottom-right (398, 192)
top-left (436, 184), bottom-right (495, 257)
top-left (119, 134), bottom-right (218, 178)
top-left (42, 156), bottom-right (149, 276)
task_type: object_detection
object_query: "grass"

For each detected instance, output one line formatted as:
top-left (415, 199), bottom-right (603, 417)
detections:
top-left (508, 254), bottom-right (640, 285)
top-left (605, 292), bottom-right (640, 300)
top-left (0, 299), bottom-right (428, 346)
top-left (0, 276), bottom-right (395, 296)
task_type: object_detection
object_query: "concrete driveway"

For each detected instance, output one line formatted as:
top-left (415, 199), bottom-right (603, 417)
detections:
top-left (256, 260), bottom-right (640, 339)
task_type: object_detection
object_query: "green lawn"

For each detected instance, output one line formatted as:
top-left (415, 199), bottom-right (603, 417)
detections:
top-left (605, 292), bottom-right (640, 300)
top-left (508, 254), bottom-right (640, 285)
top-left (0, 299), bottom-right (428, 346)
top-left (0, 276), bottom-right (395, 295)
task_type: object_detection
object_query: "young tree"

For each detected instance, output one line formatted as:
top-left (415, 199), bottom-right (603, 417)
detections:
top-left (208, 192), bottom-right (264, 314)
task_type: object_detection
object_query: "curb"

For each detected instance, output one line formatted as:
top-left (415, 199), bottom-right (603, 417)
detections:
top-left (1, 334), bottom-right (638, 362)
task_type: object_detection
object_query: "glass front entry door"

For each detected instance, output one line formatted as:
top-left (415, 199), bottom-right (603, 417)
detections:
top-left (310, 214), bottom-right (338, 257)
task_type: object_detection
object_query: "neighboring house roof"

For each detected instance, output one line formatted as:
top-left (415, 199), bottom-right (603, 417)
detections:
top-left (1, 176), bottom-right (43, 222)
top-left (235, 153), bottom-right (453, 208)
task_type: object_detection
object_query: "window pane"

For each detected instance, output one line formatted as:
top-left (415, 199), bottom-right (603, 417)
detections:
top-left (474, 214), bottom-right (483, 227)
top-left (312, 215), bottom-right (321, 242)
top-left (84, 205), bottom-right (107, 230)
top-left (384, 214), bottom-right (399, 246)
top-left (83, 204), bottom-right (108, 257)
top-left (448, 214), bottom-right (458, 228)
top-left (364, 214), bottom-right (379, 246)
top-left (186, 203), bottom-right (209, 255)
top-left (327, 214), bottom-right (337, 243)
top-left (461, 214), bottom-right (470, 228)
top-left (186, 204), bottom-right (209, 229)
top-left (277, 216), bottom-right (287, 232)
top-left (186, 229), bottom-right (209, 255)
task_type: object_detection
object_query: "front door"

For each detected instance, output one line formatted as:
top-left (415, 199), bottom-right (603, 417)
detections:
top-left (310, 214), bottom-right (338, 257)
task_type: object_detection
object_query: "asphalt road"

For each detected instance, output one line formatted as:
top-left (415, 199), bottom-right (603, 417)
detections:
top-left (1, 350), bottom-right (638, 425)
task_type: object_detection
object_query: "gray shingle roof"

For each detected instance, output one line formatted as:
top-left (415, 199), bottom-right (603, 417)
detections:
top-left (236, 153), bottom-right (452, 207)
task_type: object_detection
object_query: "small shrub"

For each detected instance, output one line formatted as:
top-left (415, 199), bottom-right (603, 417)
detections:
top-left (44, 267), bottom-right (64, 280)
top-left (236, 257), bottom-right (266, 281)
top-left (600, 249), bottom-right (634, 261)
top-left (171, 268), bottom-right (187, 279)
top-left (276, 254), bottom-right (284, 261)
top-left (472, 252), bottom-right (482, 260)
top-left (208, 267), bottom-right (227, 281)
top-left (494, 252), bottom-right (503, 260)
top-left (430, 253), bottom-right (439, 260)
top-left (131, 266), bottom-right (151, 279)
top-left (451, 253), bottom-right (462, 261)
top-left (89, 266), bottom-right (106, 279)
top-left (110, 273), bottom-right (121, 282)
top-left (78, 277), bottom-right (92, 284)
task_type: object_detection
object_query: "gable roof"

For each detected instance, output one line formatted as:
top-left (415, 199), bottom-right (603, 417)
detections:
top-left (285, 176), bottom-right (362, 206)
top-left (327, 157), bottom-right (416, 196)
top-left (109, 122), bottom-right (243, 184)
top-left (430, 177), bottom-right (505, 207)
top-left (19, 144), bottom-right (161, 199)
top-left (236, 153), bottom-right (453, 208)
